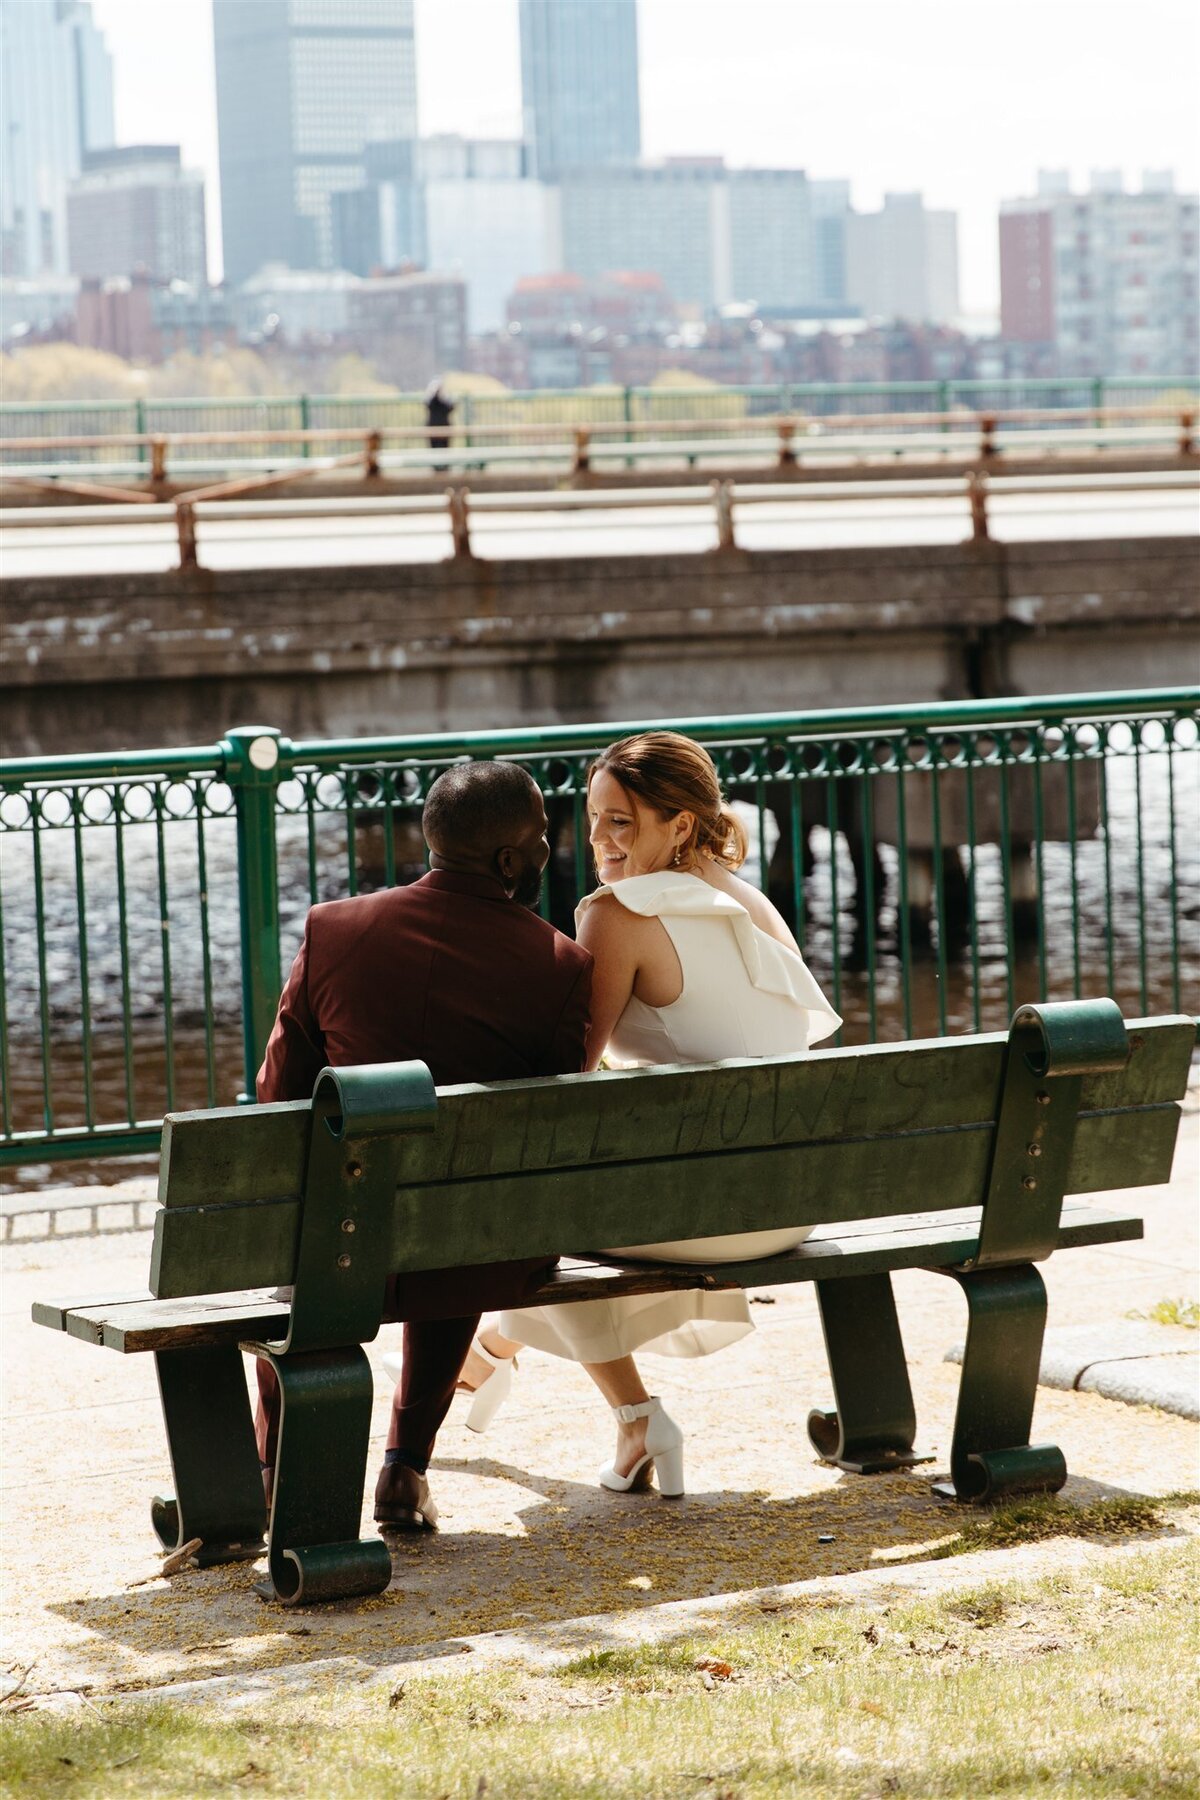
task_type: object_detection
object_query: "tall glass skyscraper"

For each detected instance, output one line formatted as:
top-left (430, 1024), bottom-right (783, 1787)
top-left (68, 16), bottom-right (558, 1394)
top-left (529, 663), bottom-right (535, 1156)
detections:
top-left (519, 0), bottom-right (641, 180)
top-left (0, 0), bottom-right (114, 277)
top-left (213, 0), bottom-right (418, 282)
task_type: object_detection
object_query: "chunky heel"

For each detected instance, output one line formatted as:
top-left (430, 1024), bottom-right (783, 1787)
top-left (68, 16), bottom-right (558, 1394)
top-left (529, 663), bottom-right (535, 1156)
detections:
top-left (464, 1346), bottom-right (516, 1433)
top-left (653, 1443), bottom-right (684, 1498)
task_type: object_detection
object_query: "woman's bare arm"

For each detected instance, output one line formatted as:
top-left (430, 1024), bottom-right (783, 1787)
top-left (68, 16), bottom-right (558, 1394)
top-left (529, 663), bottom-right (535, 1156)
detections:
top-left (575, 894), bottom-right (642, 1070)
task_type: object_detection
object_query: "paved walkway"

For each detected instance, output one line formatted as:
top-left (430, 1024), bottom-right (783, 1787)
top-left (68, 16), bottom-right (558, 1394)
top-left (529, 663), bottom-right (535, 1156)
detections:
top-left (2, 1085), bottom-right (1196, 1710)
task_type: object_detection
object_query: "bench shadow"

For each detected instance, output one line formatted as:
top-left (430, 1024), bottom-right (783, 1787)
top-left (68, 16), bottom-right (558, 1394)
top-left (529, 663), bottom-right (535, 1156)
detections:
top-left (43, 1463), bottom-right (1185, 1693)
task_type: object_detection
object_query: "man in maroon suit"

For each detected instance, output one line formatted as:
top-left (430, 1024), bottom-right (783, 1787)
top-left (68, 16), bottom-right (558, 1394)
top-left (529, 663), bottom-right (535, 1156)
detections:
top-left (255, 760), bottom-right (592, 1532)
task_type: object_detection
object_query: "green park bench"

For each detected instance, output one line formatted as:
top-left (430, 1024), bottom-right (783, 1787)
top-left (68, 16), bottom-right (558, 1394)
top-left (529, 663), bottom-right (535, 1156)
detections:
top-left (33, 999), bottom-right (1193, 1607)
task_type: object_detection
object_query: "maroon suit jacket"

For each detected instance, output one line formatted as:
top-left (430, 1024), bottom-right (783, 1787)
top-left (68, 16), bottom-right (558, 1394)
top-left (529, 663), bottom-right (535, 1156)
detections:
top-left (257, 868), bottom-right (593, 1103)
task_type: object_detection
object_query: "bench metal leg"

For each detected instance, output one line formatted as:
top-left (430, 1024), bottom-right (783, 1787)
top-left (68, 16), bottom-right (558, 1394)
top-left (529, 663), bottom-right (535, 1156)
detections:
top-left (807, 1274), bottom-right (933, 1473)
top-left (152, 1345), bottom-right (266, 1566)
top-left (252, 1344), bottom-right (392, 1607)
top-left (933, 1263), bottom-right (1066, 1503)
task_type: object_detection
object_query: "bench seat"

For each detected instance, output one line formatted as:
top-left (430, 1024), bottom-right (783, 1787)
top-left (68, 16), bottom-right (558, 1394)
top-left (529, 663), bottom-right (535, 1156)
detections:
top-left (35, 1200), bottom-right (1144, 1354)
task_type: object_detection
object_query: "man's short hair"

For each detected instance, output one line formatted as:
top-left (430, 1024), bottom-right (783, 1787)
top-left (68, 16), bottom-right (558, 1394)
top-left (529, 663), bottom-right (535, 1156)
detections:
top-left (422, 760), bottom-right (542, 859)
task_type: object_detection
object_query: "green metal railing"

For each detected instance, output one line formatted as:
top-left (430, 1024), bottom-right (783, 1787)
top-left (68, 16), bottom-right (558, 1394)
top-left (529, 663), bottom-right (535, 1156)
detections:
top-left (1, 689), bottom-right (1196, 1168)
top-left (3, 376), bottom-right (1197, 462)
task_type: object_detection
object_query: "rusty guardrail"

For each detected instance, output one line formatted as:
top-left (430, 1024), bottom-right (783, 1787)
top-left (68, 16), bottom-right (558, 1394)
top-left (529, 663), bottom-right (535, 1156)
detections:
top-left (3, 466), bottom-right (1196, 571)
top-left (2, 403), bottom-right (1196, 497)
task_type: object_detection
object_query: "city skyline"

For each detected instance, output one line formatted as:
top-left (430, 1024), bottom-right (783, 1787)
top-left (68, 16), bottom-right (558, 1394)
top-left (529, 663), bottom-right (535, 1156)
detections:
top-left (60, 0), bottom-right (1200, 316)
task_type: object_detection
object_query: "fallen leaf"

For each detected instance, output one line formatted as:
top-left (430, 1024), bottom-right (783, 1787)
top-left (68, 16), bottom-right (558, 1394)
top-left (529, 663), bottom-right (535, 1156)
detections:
top-left (694, 1657), bottom-right (734, 1679)
top-left (859, 1699), bottom-right (888, 1718)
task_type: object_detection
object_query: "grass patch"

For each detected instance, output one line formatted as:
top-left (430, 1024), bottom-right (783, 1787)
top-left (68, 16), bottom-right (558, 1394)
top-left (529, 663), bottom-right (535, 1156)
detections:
top-left (943, 1582), bottom-right (1009, 1627)
top-left (558, 1642), bottom-right (702, 1686)
top-left (3, 1544), bottom-right (1198, 1798)
top-left (917, 1488), bottom-right (1200, 1560)
top-left (1128, 1296), bottom-right (1200, 1328)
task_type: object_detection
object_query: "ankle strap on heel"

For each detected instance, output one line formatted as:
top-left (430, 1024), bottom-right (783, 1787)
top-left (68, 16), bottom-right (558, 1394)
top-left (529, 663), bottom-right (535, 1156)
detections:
top-left (611, 1398), bottom-right (659, 1424)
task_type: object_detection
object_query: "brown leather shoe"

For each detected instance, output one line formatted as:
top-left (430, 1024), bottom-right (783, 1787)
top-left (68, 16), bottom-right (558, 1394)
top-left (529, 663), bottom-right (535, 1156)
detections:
top-left (374, 1463), bottom-right (439, 1533)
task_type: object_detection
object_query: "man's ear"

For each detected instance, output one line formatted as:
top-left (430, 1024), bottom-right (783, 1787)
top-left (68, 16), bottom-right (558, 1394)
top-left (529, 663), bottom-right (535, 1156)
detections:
top-left (494, 844), bottom-right (518, 888)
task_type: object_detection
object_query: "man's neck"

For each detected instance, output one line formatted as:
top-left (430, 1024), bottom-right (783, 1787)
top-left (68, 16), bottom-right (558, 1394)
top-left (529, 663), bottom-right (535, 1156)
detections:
top-left (428, 853), bottom-right (513, 896)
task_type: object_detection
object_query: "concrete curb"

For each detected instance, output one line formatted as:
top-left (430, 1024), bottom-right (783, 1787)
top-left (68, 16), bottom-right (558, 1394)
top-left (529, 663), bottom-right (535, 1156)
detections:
top-left (20, 1526), bottom-right (1197, 1718)
top-left (1078, 1356), bottom-right (1200, 1417)
top-left (1, 1180), bottom-right (157, 1243)
top-left (946, 1323), bottom-right (1200, 1420)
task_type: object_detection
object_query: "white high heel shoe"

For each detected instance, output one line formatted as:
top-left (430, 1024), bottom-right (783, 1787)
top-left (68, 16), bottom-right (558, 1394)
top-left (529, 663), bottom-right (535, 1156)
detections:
top-left (381, 1338), bottom-right (517, 1434)
top-left (460, 1337), bottom-right (517, 1433)
top-left (599, 1397), bottom-right (684, 1497)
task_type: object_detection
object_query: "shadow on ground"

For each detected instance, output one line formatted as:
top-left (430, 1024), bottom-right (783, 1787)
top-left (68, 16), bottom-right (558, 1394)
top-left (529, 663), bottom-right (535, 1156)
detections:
top-left (40, 1462), bottom-right (1176, 1697)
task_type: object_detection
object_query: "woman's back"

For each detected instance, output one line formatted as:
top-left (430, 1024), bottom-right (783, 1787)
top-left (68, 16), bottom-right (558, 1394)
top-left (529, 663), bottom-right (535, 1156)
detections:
top-left (581, 870), bottom-right (840, 1267)
top-left (588, 871), bottom-right (839, 1069)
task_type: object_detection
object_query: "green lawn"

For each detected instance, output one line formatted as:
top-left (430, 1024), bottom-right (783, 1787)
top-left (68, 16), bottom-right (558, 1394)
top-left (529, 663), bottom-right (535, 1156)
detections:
top-left (3, 1540), bottom-right (1197, 1799)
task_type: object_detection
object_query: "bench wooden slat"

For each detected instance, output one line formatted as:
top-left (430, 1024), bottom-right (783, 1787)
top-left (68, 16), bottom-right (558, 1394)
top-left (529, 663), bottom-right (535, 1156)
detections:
top-left (64, 1293), bottom-right (290, 1350)
top-left (31, 1291), bottom-right (151, 1332)
top-left (63, 1201), bottom-right (1140, 1353)
top-left (150, 1099), bottom-right (1180, 1299)
top-left (109, 1298), bottom-right (289, 1353)
top-left (548, 1203), bottom-right (1143, 1297)
top-left (155, 1018), bottom-right (1194, 1210)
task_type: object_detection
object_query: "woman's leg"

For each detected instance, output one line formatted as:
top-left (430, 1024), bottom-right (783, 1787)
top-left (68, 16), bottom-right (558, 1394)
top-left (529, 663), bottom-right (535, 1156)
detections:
top-left (459, 1320), bottom-right (523, 1392)
top-left (580, 1355), bottom-right (653, 1479)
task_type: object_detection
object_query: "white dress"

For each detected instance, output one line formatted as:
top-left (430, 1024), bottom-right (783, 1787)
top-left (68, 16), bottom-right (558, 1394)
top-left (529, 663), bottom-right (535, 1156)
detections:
top-left (499, 871), bottom-right (841, 1361)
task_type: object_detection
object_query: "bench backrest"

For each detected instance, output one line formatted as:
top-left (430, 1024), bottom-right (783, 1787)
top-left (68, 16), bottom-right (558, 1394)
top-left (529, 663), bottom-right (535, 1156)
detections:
top-left (150, 1008), bottom-right (1193, 1312)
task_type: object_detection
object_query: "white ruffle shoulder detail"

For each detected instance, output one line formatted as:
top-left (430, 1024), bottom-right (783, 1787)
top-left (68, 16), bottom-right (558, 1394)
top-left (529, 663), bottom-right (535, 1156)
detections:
top-left (579, 871), bottom-right (842, 1058)
top-left (499, 872), bottom-right (841, 1363)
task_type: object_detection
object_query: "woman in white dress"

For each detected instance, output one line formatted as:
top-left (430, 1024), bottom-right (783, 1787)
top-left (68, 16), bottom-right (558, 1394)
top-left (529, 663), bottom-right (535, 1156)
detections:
top-left (458, 732), bottom-right (840, 1497)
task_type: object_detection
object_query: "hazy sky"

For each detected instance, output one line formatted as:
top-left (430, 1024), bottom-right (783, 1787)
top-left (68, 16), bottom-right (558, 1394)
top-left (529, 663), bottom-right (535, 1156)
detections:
top-left (89, 0), bottom-right (1200, 317)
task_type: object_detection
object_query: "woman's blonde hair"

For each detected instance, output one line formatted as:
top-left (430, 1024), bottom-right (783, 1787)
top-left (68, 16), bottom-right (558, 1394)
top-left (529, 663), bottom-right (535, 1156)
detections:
top-left (588, 731), bottom-right (748, 870)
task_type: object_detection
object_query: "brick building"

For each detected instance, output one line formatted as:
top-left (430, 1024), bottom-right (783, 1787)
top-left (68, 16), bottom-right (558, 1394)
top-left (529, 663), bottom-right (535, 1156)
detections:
top-left (1000, 170), bottom-right (1199, 375)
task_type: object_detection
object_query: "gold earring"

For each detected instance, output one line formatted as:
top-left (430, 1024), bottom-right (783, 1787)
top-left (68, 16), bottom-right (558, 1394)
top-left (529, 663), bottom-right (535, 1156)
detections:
top-left (672, 845), bottom-right (683, 867)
